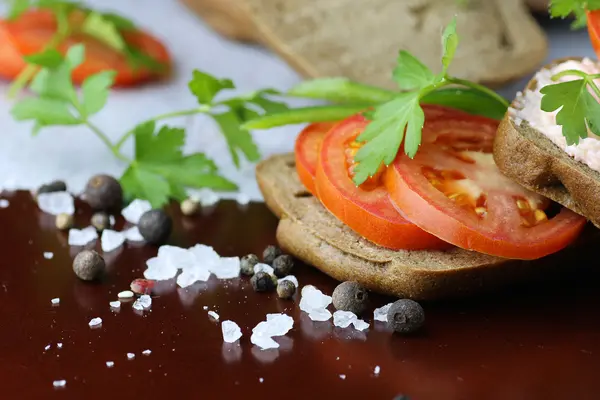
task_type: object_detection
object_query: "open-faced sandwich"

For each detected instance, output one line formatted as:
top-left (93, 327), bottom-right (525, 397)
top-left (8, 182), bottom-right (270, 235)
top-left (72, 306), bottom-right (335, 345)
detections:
top-left (249, 9), bottom-right (600, 300)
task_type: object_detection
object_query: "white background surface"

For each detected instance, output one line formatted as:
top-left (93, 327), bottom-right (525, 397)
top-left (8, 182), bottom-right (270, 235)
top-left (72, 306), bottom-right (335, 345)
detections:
top-left (0, 2), bottom-right (596, 201)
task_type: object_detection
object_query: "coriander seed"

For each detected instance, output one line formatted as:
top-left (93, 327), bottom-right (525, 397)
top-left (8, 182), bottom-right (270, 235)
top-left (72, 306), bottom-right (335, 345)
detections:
top-left (73, 250), bottom-right (105, 281)
top-left (138, 209), bottom-right (172, 245)
top-left (272, 255), bottom-right (294, 277)
top-left (251, 271), bottom-right (275, 292)
top-left (262, 245), bottom-right (282, 265)
top-left (55, 213), bottom-right (74, 230)
top-left (332, 281), bottom-right (369, 315)
top-left (276, 280), bottom-right (296, 299)
top-left (240, 254), bottom-right (259, 276)
top-left (180, 198), bottom-right (200, 216)
top-left (386, 299), bottom-right (425, 334)
top-left (91, 212), bottom-right (110, 231)
top-left (83, 174), bottom-right (123, 211)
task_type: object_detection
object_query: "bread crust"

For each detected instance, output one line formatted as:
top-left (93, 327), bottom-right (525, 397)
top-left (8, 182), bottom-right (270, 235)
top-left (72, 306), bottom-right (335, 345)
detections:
top-left (256, 154), bottom-right (597, 300)
top-left (494, 58), bottom-right (600, 228)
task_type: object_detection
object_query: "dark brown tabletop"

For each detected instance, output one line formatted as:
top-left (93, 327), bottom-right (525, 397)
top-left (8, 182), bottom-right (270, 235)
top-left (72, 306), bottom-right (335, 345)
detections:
top-left (1, 191), bottom-right (600, 400)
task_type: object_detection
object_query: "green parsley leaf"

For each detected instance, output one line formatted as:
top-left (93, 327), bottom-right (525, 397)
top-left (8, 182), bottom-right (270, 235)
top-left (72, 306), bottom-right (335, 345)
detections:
top-left (81, 70), bottom-right (117, 117)
top-left (246, 89), bottom-right (289, 114)
top-left (212, 110), bottom-right (260, 167)
top-left (28, 45), bottom-right (84, 102)
top-left (11, 97), bottom-right (80, 126)
top-left (121, 122), bottom-right (237, 207)
top-left (549, 0), bottom-right (600, 29)
top-left (189, 70), bottom-right (235, 105)
top-left (353, 92), bottom-right (422, 184)
top-left (540, 78), bottom-right (600, 144)
top-left (392, 51), bottom-right (435, 91)
top-left (441, 17), bottom-right (458, 75)
top-left (125, 45), bottom-right (167, 73)
top-left (65, 43), bottom-right (85, 69)
top-left (23, 49), bottom-right (64, 68)
top-left (81, 12), bottom-right (126, 52)
top-left (101, 12), bottom-right (136, 30)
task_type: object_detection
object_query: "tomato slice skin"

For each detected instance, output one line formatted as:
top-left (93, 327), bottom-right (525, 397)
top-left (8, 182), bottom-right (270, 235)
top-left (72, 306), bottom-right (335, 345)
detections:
top-left (1, 10), bottom-right (171, 86)
top-left (295, 122), bottom-right (337, 195)
top-left (587, 10), bottom-right (600, 59)
top-left (385, 115), bottom-right (587, 260)
top-left (315, 114), bottom-right (449, 250)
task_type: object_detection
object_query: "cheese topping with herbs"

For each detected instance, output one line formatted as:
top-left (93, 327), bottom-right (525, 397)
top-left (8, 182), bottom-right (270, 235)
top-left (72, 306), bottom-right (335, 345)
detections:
top-left (511, 58), bottom-right (600, 172)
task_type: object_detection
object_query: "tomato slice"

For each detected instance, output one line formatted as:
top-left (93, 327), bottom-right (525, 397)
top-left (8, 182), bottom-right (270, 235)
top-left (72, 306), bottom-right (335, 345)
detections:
top-left (315, 114), bottom-right (449, 250)
top-left (587, 10), bottom-right (600, 60)
top-left (295, 122), bottom-right (337, 195)
top-left (1, 10), bottom-right (171, 86)
top-left (385, 115), bottom-right (587, 259)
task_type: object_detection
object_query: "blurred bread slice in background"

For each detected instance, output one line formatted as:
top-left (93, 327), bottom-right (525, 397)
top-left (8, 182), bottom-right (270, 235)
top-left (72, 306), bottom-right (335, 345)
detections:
top-left (527, 0), bottom-right (548, 12)
top-left (182, 0), bottom-right (548, 87)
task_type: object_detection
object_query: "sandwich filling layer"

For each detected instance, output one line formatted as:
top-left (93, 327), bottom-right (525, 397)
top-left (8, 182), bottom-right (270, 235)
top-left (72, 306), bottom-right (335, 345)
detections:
top-left (511, 59), bottom-right (600, 172)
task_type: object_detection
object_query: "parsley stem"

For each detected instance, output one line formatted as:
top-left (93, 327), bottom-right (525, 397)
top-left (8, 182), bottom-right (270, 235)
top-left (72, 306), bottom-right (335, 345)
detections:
top-left (551, 69), bottom-right (589, 81)
top-left (445, 77), bottom-right (510, 108)
top-left (114, 106), bottom-right (212, 151)
top-left (83, 120), bottom-right (131, 163)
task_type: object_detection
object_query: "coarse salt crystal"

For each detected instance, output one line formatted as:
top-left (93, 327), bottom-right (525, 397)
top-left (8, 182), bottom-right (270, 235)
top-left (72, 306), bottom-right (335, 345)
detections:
top-left (133, 295), bottom-right (152, 310)
top-left (142, 349), bottom-right (151, 356)
top-left (123, 226), bottom-right (144, 242)
top-left (221, 320), bottom-right (243, 343)
top-left (121, 199), bottom-right (151, 224)
top-left (144, 257), bottom-right (178, 281)
top-left (308, 309), bottom-right (332, 322)
top-left (118, 290), bottom-right (134, 299)
top-left (188, 244), bottom-right (221, 265)
top-left (251, 313), bottom-right (294, 350)
top-left (88, 317), bottom-right (102, 327)
top-left (0, 199), bottom-right (8, 208)
top-left (374, 303), bottom-right (393, 322)
top-left (51, 298), bottom-right (60, 305)
top-left (259, 377), bottom-right (264, 383)
top-left (57, 343), bottom-right (63, 349)
top-left (250, 333), bottom-right (279, 350)
top-left (374, 366), bottom-right (381, 375)
top-left (109, 301), bottom-right (121, 309)
top-left (44, 344), bottom-right (51, 351)
top-left (253, 263), bottom-right (274, 275)
top-left (352, 319), bottom-right (369, 331)
top-left (333, 310), bottom-right (356, 328)
top-left (203, 306), bottom-right (209, 310)
top-left (339, 374), bottom-right (346, 380)
top-left (68, 226), bottom-right (98, 246)
top-left (106, 361), bottom-right (114, 368)
top-left (300, 285), bottom-right (332, 321)
top-left (43, 252), bottom-right (54, 259)
top-left (53, 380), bottom-right (66, 388)
top-left (208, 311), bottom-right (220, 321)
top-left (277, 275), bottom-right (299, 288)
top-left (176, 265), bottom-right (211, 288)
top-left (38, 192), bottom-right (74, 215)
top-left (236, 193), bottom-right (250, 205)
top-left (189, 188), bottom-right (220, 206)
top-left (101, 230), bottom-right (125, 253)
top-left (109, 215), bottom-right (116, 226)
top-left (158, 245), bottom-right (197, 270)
top-left (210, 257), bottom-right (240, 279)
top-left (127, 353), bottom-right (135, 360)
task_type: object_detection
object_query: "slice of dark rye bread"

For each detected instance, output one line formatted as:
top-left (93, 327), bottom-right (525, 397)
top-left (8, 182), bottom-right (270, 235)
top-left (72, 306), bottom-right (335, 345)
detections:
top-left (494, 58), bottom-right (600, 229)
top-left (256, 154), bottom-right (599, 300)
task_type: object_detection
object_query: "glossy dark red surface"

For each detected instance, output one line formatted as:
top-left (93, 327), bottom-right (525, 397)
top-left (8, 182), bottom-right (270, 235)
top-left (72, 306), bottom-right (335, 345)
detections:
top-left (1, 191), bottom-right (600, 400)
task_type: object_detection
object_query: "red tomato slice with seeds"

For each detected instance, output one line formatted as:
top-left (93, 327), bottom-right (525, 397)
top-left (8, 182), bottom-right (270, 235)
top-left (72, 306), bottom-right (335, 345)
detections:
top-left (295, 122), bottom-right (337, 195)
top-left (385, 115), bottom-right (586, 259)
top-left (1, 10), bottom-right (171, 86)
top-left (294, 106), bottom-right (464, 196)
top-left (315, 114), bottom-right (449, 250)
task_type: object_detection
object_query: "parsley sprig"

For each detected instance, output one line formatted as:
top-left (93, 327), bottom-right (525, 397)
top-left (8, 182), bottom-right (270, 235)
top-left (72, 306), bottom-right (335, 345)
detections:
top-left (11, 44), bottom-right (287, 207)
top-left (540, 69), bottom-right (600, 144)
top-left (245, 19), bottom-right (509, 186)
top-left (6, 0), bottom-right (166, 98)
top-left (549, 0), bottom-right (600, 29)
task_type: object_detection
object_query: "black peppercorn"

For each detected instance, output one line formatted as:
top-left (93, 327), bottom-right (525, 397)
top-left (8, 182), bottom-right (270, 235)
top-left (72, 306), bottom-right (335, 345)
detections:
top-left (332, 281), bottom-right (369, 315)
top-left (386, 299), bottom-right (425, 334)
top-left (91, 212), bottom-right (110, 231)
top-left (73, 250), bottom-right (105, 281)
top-left (276, 280), bottom-right (296, 299)
top-left (251, 271), bottom-right (275, 292)
top-left (36, 180), bottom-right (67, 196)
top-left (84, 175), bottom-right (123, 211)
top-left (138, 209), bottom-right (172, 245)
top-left (240, 254), bottom-right (259, 276)
top-left (272, 255), bottom-right (294, 277)
top-left (262, 245), bottom-right (282, 265)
